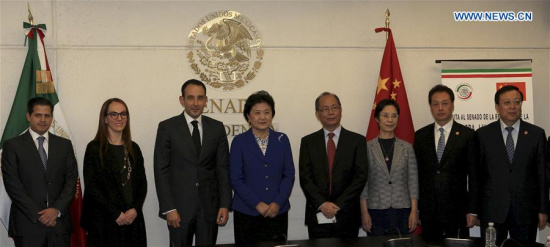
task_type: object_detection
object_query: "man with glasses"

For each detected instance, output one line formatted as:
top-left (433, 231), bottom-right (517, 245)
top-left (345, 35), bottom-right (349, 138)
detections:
top-left (476, 85), bottom-right (547, 245)
top-left (2, 97), bottom-right (77, 247)
top-left (154, 79), bottom-right (231, 246)
top-left (299, 92), bottom-right (368, 239)
top-left (414, 85), bottom-right (478, 239)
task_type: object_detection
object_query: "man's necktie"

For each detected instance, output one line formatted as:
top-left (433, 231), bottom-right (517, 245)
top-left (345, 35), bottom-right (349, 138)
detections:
top-left (327, 133), bottom-right (336, 195)
top-left (191, 120), bottom-right (201, 157)
top-left (37, 136), bottom-right (47, 170)
top-left (436, 127), bottom-right (445, 163)
top-left (505, 127), bottom-right (514, 163)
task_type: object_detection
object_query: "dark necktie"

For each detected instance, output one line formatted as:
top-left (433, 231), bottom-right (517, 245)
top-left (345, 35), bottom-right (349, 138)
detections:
top-left (436, 127), bottom-right (445, 163)
top-left (505, 127), bottom-right (514, 163)
top-left (37, 136), bottom-right (47, 170)
top-left (191, 120), bottom-right (201, 157)
top-left (327, 133), bottom-right (336, 195)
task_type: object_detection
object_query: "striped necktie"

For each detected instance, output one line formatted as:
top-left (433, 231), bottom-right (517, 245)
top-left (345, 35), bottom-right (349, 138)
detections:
top-left (505, 127), bottom-right (514, 163)
top-left (37, 136), bottom-right (47, 170)
top-left (436, 127), bottom-right (445, 163)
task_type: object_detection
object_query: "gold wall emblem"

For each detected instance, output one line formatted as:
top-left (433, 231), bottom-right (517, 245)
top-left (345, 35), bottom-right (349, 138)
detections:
top-left (188, 10), bottom-right (263, 91)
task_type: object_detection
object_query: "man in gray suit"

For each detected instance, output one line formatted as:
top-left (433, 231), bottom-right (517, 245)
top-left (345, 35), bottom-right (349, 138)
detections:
top-left (154, 79), bottom-right (231, 246)
top-left (299, 92), bottom-right (368, 239)
top-left (2, 97), bottom-right (78, 247)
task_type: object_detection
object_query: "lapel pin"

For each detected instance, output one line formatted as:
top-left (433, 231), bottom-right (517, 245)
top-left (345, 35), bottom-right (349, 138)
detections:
top-left (455, 131), bottom-right (460, 135)
top-left (524, 131), bottom-right (528, 135)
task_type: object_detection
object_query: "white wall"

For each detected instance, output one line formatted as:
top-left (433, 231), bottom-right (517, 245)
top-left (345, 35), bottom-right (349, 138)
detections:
top-left (1, 1), bottom-right (549, 246)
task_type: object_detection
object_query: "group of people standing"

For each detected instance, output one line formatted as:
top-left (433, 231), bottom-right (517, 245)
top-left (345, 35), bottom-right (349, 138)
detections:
top-left (1, 78), bottom-right (547, 247)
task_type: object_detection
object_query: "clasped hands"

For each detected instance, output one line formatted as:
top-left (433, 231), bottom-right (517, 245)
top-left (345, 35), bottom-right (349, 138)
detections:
top-left (320, 202), bottom-right (340, 219)
top-left (256, 202), bottom-right (280, 218)
top-left (38, 208), bottom-right (58, 227)
top-left (115, 208), bottom-right (138, 226)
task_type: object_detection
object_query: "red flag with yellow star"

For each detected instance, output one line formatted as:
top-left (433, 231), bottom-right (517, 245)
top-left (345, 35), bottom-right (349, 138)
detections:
top-left (366, 28), bottom-right (414, 144)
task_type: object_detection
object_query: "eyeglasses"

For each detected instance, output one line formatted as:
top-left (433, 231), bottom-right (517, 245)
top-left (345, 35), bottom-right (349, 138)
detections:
top-left (318, 105), bottom-right (341, 113)
top-left (106, 111), bottom-right (129, 119)
top-left (501, 100), bottom-right (522, 107)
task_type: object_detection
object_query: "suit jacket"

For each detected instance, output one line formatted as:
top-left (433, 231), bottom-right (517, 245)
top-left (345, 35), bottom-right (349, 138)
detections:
top-left (1, 131), bottom-right (77, 237)
top-left (154, 113), bottom-right (231, 223)
top-left (414, 121), bottom-right (478, 224)
top-left (81, 140), bottom-right (147, 246)
top-left (361, 137), bottom-right (418, 209)
top-left (476, 119), bottom-right (547, 224)
top-left (299, 127), bottom-right (368, 226)
top-left (229, 129), bottom-right (295, 216)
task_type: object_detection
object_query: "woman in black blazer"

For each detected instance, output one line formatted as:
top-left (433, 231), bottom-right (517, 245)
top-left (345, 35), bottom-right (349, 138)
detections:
top-left (81, 98), bottom-right (147, 247)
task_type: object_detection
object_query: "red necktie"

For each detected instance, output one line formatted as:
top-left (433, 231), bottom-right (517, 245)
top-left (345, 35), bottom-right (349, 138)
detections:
top-left (327, 133), bottom-right (336, 195)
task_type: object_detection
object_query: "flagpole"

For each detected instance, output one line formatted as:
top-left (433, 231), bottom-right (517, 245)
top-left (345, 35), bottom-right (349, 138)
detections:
top-left (385, 9), bottom-right (390, 40)
top-left (27, 2), bottom-right (33, 25)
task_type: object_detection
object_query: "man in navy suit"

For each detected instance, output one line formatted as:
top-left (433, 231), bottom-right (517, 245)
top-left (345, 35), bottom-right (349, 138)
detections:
top-left (2, 97), bottom-right (77, 247)
top-left (154, 79), bottom-right (231, 246)
top-left (477, 85), bottom-right (547, 245)
top-left (414, 85), bottom-right (478, 239)
top-left (299, 92), bottom-right (368, 239)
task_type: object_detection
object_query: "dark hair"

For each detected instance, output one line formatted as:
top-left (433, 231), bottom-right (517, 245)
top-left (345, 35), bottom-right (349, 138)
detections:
top-left (243, 90), bottom-right (275, 122)
top-left (181, 79), bottom-right (207, 97)
top-left (94, 98), bottom-right (134, 166)
top-left (494, 85), bottom-right (523, 104)
top-left (315, 92), bottom-right (341, 111)
top-left (374, 99), bottom-right (400, 119)
top-left (428, 84), bottom-right (455, 104)
top-left (27, 97), bottom-right (54, 115)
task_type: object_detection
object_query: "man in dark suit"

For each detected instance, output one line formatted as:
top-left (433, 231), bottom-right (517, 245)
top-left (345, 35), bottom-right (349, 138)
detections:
top-left (154, 79), bottom-right (231, 246)
top-left (2, 97), bottom-right (78, 247)
top-left (299, 92), bottom-right (368, 239)
top-left (414, 85), bottom-right (478, 239)
top-left (477, 85), bottom-right (547, 245)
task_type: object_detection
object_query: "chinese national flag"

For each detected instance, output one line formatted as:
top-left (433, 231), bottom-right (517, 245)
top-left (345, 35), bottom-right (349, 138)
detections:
top-left (366, 28), bottom-right (415, 144)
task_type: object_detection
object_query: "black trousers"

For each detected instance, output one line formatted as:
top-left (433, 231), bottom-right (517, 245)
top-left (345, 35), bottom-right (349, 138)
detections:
top-left (480, 208), bottom-right (537, 246)
top-left (307, 217), bottom-right (359, 239)
top-left (168, 207), bottom-right (218, 247)
top-left (233, 210), bottom-right (288, 245)
top-left (14, 231), bottom-right (70, 247)
top-left (421, 218), bottom-right (470, 240)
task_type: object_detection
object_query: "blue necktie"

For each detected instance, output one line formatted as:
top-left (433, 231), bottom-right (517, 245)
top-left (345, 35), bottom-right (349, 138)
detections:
top-left (436, 127), bottom-right (445, 163)
top-left (37, 136), bottom-right (47, 170)
top-left (505, 127), bottom-right (515, 163)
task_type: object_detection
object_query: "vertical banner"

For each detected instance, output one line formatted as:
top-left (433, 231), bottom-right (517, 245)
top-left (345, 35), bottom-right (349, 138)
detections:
top-left (441, 60), bottom-right (533, 130)
top-left (366, 28), bottom-right (415, 144)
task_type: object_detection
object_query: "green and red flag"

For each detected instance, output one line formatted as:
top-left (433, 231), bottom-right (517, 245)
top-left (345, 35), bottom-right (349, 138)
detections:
top-left (366, 28), bottom-right (415, 144)
top-left (0, 22), bottom-right (86, 247)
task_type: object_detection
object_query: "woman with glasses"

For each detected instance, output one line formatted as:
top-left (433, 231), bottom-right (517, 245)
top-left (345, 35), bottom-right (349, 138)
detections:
top-left (229, 91), bottom-right (295, 244)
top-left (81, 98), bottom-right (147, 247)
top-left (360, 99), bottom-right (419, 236)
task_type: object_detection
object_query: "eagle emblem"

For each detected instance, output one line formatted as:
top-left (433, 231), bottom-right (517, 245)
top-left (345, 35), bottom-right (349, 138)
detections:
top-left (188, 11), bottom-right (263, 91)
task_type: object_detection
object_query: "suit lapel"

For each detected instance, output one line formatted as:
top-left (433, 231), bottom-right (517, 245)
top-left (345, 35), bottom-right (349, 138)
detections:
top-left (512, 120), bottom-right (529, 169)
top-left (23, 131), bottom-right (47, 176)
top-left (370, 138), bottom-right (391, 177)
top-left (314, 129), bottom-right (330, 178)
top-left (491, 122), bottom-right (512, 168)
top-left (246, 129), bottom-right (269, 162)
top-left (177, 113), bottom-right (200, 160)
top-left (390, 139), bottom-right (404, 177)
top-left (440, 123), bottom-right (459, 166)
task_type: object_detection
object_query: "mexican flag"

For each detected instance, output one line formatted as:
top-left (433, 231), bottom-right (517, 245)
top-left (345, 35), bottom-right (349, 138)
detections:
top-left (0, 22), bottom-right (86, 247)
